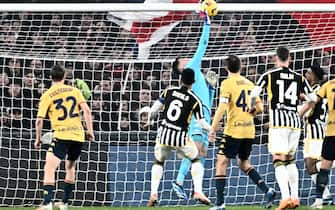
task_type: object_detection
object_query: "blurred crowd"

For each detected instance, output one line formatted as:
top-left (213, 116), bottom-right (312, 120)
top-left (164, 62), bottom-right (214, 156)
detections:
top-left (0, 12), bottom-right (335, 143)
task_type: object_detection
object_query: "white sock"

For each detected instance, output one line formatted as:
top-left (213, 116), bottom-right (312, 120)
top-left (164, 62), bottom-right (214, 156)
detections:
top-left (323, 185), bottom-right (331, 199)
top-left (314, 161), bottom-right (331, 199)
top-left (275, 165), bottom-right (290, 199)
top-left (287, 163), bottom-right (299, 199)
top-left (191, 161), bottom-right (204, 193)
top-left (151, 164), bottom-right (163, 196)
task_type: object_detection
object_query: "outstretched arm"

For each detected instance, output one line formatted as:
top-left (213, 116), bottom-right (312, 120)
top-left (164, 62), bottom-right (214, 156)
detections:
top-left (186, 18), bottom-right (210, 74)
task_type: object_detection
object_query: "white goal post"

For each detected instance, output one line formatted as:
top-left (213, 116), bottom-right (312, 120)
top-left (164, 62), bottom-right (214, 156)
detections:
top-left (0, 3), bottom-right (335, 207)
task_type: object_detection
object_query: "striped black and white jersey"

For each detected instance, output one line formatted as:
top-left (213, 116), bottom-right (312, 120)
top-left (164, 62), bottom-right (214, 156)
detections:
top-left (256, 67), bottom-right (313, 129)
top-left (157, 86), bottom-right (204, 147)
top-left (305, 84), bottom-right (327, 139)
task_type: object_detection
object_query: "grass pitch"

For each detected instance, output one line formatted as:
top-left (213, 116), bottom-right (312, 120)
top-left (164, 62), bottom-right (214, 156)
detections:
top-left (1, 206), bottom-right (335, 210)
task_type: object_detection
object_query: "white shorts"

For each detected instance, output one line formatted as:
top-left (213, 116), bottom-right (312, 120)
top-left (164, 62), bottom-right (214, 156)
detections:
top-left (303, 138), bottom-right (323, 160)
top-left (268, 127), bottom-right (301, 156)
top-left (154, 138), bottom-right (198, 162)
top-left (304, 124), bottom-right (325, 160)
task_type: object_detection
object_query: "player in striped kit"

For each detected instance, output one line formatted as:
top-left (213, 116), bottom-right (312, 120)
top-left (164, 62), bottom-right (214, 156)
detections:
top-left (302, 65), bottom-right (334, 206)
top-left (171, 0), bottom-right (217, 199)
top-left (147, 69), bottom-right (211, 206)
top-left (250, 47), bottom-right (316, 210)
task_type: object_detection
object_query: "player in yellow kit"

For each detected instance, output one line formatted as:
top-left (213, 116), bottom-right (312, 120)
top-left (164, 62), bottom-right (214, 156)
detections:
top-left (209, 55), bottom-right (275, 210)
top-left (300, 78), bottom-right (335, 209)
top-left (35, 65), bottom-right (94, 210)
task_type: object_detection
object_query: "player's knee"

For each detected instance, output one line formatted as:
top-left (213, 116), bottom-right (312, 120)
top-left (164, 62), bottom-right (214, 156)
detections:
top-left (44, 160), bottom-right (58, 172)
top-left (66, 166), bottom-right (76, 176)
top-left (200, 148), bottom-right (207, 157)
top-left (217, 155), bottom-right (229, 166)
top-left (215, 158), bottom-right (228, 176)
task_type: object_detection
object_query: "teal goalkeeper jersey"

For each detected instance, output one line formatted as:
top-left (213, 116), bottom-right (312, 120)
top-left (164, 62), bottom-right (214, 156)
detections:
top-left (186, 23), bottom-right (213, 112)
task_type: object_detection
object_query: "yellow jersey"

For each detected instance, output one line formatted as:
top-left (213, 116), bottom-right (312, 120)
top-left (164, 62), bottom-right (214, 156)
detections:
top-left (37, 83), bottom-right (86, 142)
top-left (213, 75), bottom-right (261, 139)
top-left (317, 79), bottom-right (335, 137)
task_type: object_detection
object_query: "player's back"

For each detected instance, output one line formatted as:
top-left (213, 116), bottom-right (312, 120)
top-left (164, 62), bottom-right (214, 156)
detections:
top-left (265, 67), bottom-right (305, 111)
top-left (159, 86), bottom-right (202, 146)
top-left (221, 75), bottom-right (256, 139)
top-left (317, 79), bottom-right (335, 136)
top-left (37, 83), bottom-right (86, 142)
top-left (257, 67), bottom-right (310, 129)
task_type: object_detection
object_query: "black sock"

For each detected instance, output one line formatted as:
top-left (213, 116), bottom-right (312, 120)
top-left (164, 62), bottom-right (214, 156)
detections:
top-left (247, 168), bottom-right (269, 193)
top-left (215, 176), bottom-right (226, 206)
top-left (62, 182), bottom-right (75, 204)
top-left (316, 169), bottom-right (330, 199)
top-left (42, 185), bottom-right (55, 205)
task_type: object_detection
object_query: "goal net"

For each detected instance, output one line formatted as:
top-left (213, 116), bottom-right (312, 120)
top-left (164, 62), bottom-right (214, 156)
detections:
top-left (1, 3), bottom-right (335, 207)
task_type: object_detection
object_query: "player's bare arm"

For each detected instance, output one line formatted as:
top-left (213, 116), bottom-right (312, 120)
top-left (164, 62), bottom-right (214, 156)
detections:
top-left (80, 102), bottom-right (95, 141)
top-left (35, 117), bottom-right (44, 149)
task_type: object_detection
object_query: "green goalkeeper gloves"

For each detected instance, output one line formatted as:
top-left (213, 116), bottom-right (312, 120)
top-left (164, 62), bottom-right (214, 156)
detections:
top-left (75, 79), bottom-right (91, 100)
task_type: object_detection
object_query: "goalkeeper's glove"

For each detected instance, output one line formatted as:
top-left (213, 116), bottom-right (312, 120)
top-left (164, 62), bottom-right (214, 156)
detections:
top-left (200, 0), bottom-right (211, 25)
top-left (205, 70), bottom-right (218, 87)
top-left (76, 79), bottom-right (91, 100)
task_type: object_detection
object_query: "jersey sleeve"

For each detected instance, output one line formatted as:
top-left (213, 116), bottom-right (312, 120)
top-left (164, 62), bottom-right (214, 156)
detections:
top-left (219, 80), bottom-right (230, 104)
top-left (317, 81), bottom-right (329, 99)
top-left (192, 100), bottom-right (204, 121)
top-left (185, 23), bottom-right (210, 74)
top-left (255, 72), bottom-right (268, 89)
top-left (37, 93), bottom-right (50, 118)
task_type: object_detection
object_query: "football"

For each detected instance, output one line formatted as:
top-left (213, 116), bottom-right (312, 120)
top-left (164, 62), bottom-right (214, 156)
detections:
top-left (205, 0), bottom-right (218, 17)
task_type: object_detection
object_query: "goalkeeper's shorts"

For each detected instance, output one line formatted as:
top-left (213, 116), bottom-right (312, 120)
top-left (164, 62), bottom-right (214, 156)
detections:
top-left (189, 106), bottom-right (211, 148)
top-left (48, 138), bottom-right (83, 161)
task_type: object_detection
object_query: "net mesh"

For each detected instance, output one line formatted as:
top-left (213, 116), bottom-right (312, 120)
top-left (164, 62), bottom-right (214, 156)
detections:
top-left (0, 9), bottom-right (335, 207)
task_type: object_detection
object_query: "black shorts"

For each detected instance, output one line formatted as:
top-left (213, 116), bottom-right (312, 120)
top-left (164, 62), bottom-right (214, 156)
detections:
top-left (217, 135), bottom-right (253, 160)
top-left (48, 138), bottom-right (83, 161)
top-left (322, 136), bottom-right (335, 161)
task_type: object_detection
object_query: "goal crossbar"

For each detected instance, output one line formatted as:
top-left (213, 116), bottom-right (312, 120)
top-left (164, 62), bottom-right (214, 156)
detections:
top-left (1, 3), bottom-right (335, 12)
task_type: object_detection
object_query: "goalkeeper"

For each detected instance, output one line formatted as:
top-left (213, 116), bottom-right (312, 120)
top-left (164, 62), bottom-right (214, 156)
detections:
top-left (65, 73), bottom-right (91, 101)
top-left (171, 0), bottom-right (217, 200)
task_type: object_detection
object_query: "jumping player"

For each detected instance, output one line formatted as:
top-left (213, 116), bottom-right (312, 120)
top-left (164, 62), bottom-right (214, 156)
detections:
top-left (171, 0), bottom-right (217, 199)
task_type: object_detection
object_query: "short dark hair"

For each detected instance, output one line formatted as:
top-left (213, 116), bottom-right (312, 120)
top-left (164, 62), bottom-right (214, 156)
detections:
top-left (310, 64), bottom-right (325, 81)
top-left (51, 65), bottom-right (66, 82)
top-left (172, 57), bottom-right (181, 75)
top-left (225, 55), bottom-right (241, 73)
top-left (276, 46), bottom-right (290, 62)
top-left (181, 68), bottom-right (195, 85)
